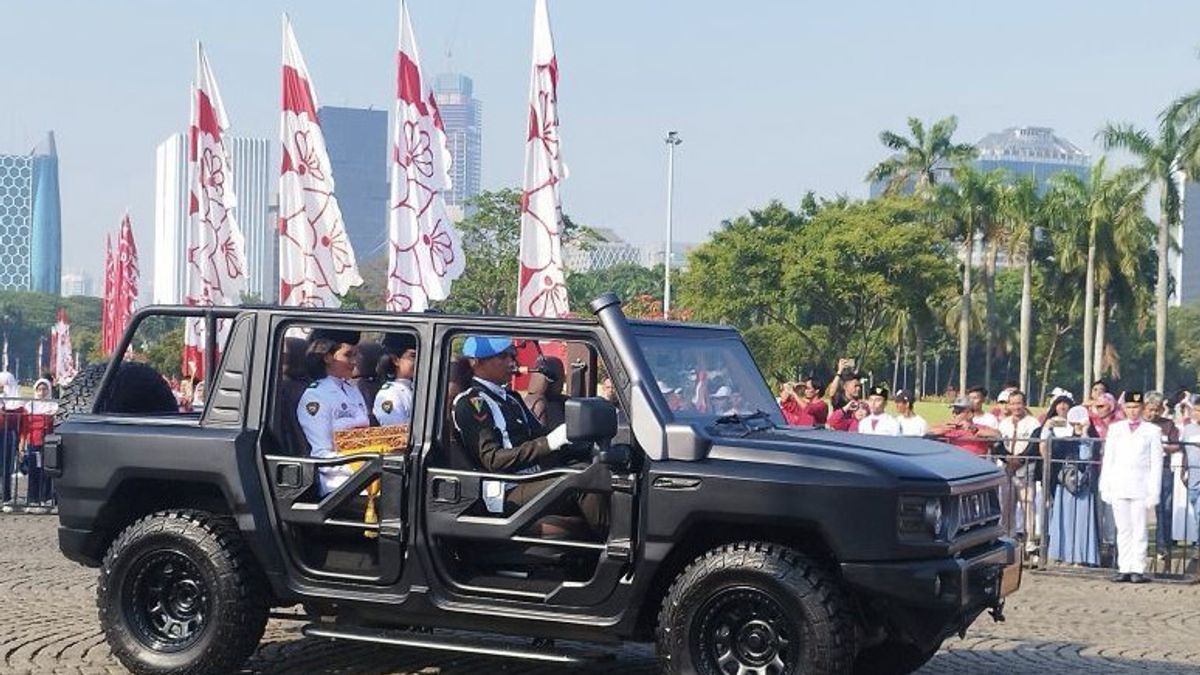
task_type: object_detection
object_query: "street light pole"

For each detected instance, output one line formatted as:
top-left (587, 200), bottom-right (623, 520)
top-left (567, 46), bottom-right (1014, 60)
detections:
top-left (663, 131), bottom-right (682, 317)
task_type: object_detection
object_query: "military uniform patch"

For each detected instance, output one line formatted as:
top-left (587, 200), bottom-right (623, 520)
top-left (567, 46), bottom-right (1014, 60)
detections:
top-left (382, 400), bottom-right (394, 414)
top-left (306, 401), bottom-right (320, 416)
top-left (470, 397), bottom-right (484, 412)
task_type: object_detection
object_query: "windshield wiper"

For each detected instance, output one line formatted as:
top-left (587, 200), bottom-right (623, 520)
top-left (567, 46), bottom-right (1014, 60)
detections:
top-left (710, 409), bottom-right (777, 436)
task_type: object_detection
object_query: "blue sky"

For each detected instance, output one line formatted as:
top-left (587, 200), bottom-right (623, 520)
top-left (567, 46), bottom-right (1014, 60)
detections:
top-left (4, 0), bottom-right (1200, 285)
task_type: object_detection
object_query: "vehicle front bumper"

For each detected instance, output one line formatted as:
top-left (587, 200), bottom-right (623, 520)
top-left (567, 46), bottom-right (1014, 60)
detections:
top-left (840, 537), bottom-right (1018, 609)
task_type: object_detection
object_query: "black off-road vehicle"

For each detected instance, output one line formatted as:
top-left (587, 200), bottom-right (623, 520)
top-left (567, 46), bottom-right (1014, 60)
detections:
top-left (48, 294), bottom-right (1018, 675)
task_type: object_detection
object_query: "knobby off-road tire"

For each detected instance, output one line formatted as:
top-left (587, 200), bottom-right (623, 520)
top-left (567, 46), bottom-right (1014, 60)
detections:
top-left (853, 640), bottom-right (938, 675)
top-left (97, 510), bottom-right (268, 675)
top-left (56, 360), bottom-right (178, 423)
top-left (657, 542), bottom-right (858, 675)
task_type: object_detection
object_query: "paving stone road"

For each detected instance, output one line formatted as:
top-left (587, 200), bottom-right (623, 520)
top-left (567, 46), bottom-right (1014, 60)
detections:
top-left (1, 514), bottom-right (1198, 674)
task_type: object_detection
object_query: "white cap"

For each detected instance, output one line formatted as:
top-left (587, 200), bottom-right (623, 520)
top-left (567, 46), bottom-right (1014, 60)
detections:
top-left (997, 389), bottom-right (1011, 403)
top-left (712, 385), bottom-right (732, 398)
top-left (1066, 405), bottom-right (1090, 425)
top-left (1049, 387), bottom-right (1074, 402)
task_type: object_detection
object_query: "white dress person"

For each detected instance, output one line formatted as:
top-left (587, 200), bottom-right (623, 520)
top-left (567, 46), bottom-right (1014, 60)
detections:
top-left (374, 378), bottom-right (415, 426)
top-left (1099, 417), bottom-right (1164, 576)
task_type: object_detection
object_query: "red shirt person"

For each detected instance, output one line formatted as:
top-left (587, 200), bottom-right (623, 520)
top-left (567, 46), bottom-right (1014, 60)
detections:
top-left (929, 397), bottom-right (1000, 457)
top-left (779, 377), bottom-right (829, 426)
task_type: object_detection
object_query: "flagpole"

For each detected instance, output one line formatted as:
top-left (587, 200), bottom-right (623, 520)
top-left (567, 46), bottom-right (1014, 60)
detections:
top-left (663, 131), bottom-right (682, 318)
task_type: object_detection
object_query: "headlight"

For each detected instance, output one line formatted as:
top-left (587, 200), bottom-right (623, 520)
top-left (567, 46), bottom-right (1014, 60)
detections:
top-left (898, 495), bottom-right (949, 539)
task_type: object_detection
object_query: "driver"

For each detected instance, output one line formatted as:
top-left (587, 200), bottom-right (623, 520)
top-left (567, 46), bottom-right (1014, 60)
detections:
top-left (452, 336), bottom-right (606, 535)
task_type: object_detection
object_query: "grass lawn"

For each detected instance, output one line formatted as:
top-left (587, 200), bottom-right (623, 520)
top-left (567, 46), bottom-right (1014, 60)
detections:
top-left (905, 400), bottom-right (1045, 426)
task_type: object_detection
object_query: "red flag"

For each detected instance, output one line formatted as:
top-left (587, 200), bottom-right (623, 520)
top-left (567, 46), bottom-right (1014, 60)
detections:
top-left (386, 0), bottom-right (465, 312)
top-left (114, 213), bottom-right (140, 343)
top-left (278, 14), bottom-right (363, 307)
top-left (517, 0), bottom-right (569, 317)
top-left (101, 234), bottom-right (117, 354)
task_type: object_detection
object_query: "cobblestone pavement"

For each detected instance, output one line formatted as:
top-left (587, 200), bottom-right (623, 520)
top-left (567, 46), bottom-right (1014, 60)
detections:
top-left (2, 515), bottom-right (1199, 674)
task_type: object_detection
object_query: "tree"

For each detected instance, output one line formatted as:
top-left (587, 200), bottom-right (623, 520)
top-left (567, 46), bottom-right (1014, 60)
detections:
top-left (434, 189), bottom-right (590, 315)
top-left (1001, 175), bottom-right (1041, 393)
top-left (1044, 162), bottom-right (1150, 390)
top-left (935, 166), bottom-right (1006, 394)
top-left (1098, 120), bottom-right (1183, 391)
top-left (567, 263), bottom-right (664, 308)
top-left (866, 115), bottom-right (977, 196)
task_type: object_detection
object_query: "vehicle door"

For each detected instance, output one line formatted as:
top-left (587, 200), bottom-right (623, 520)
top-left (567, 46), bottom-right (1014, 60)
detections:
top-left (261, 316), bottom-right (429, 587)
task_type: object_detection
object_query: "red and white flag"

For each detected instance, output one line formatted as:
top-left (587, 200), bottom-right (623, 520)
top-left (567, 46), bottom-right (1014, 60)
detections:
top-left (101, 233), bottom-right (117, 354)
top-left (386, 0), bottom-right (465, 312)
top-left (517, 0), bottom-right (569, 318)
top-left (115, 213), bottom-right (140, 333)
top-left (50, 308), bottom-right (78, 384)
top-left (278, 15), bottom-right (362, 308)
top-left (184, 43), bottom-right (246, 379)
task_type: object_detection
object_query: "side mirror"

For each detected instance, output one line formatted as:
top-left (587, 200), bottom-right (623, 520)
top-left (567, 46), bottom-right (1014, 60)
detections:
top-left (565, 397), bottom-right (618, 444)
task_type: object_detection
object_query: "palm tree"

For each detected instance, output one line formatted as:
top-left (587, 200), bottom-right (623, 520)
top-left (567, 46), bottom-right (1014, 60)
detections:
top-left (1001, 175), bottom-right (1041, 393)
top-left (1044, 162), bottom-right (1150, 390)
top-left (1098, 121), bottom-right (1183, 391)
top-left (867, 116), bottom-right (978, 196)
top-left (935, 166), bottom-right (1006, 394)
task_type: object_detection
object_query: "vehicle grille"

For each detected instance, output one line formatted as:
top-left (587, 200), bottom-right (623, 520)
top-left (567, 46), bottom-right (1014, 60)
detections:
top-left (955, 488), bottom-right (1002, 538)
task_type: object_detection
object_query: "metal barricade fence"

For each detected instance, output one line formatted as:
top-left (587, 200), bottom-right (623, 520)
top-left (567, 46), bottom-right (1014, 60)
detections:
top-left (1, 396), bottom-right (60, 515)
top-left (930, 430), bottom-right (1199, 582)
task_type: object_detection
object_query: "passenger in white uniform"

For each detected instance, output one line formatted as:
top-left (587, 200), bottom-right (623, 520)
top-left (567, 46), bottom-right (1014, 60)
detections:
top-left (296, 329), bottom-right (371, 497)
top-left (374, 333), bottom-right (417, 427)
top-left (1099, 391), bottom-right (1164, 584)
top-left (859, 385), bottom-right (901, 436)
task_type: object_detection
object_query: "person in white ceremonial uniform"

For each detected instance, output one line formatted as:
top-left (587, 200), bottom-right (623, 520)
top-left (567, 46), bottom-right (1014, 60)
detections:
top-left (296, 329), bottom-right (372, 497)
top-left (374, 333), bottom-right (417, 427)
top-left (859, 385), bottom-right (901, 436)
top-left (892, 390), bottom-right (928, 437)
top-left (1099, 391), bottom-right (1163, 583)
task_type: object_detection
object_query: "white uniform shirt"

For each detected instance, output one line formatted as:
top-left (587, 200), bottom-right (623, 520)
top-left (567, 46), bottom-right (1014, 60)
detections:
top-left (1099, 419), bottom-right (1165, 504)
top-left (859, 413), bottom-right (901, 436)
top-left (373, 378), bottom-right (414, 426)
top-left (896, 414), bottom-right (928, 437)
top-left (297, 376), bottom-right (371, 495)
top-left (997, 414), bottom-right (1040, 456)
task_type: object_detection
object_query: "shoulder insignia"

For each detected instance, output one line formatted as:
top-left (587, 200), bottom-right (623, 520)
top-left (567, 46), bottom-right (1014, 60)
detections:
top-left (470, 397), bottom-right (485, 413)
top-left (305, 401), bottom-right (320, 416)
top-left (381, 400), bottom-right (394, 414)
top-left (381, 382), bottom-right (393, 390)
top-left (307, 381), bottom-right (319, 389)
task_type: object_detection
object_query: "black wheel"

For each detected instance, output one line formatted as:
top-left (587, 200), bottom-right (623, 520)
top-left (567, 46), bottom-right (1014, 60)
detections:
top-left (98, 510), bottom-right (268, 675)
top-left (657, 542), bottom-right (857, 675)
top-left (853, 640), bottom-right (938, 675)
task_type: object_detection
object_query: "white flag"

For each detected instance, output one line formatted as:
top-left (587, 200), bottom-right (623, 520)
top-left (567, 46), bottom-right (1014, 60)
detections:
top-left (183, 43), bottom-right (246, 379)
top-left (279, 15), bottom-right (362, 308)
top-left (386, 0), bottom-right (465, 312)
top-left (516, 0), bottom-right (570, 318)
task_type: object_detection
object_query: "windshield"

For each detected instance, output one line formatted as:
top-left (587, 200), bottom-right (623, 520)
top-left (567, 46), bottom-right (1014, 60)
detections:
top-left (635, 332), bottom-right (785, 426)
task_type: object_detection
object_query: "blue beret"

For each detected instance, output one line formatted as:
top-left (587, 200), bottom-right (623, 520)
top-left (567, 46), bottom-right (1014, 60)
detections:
top-left (462, 336), bottom-right (513, 359)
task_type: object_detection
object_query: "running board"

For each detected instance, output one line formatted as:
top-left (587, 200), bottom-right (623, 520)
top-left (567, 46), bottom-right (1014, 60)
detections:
top-left (301, 624), bottom-right (614, 664)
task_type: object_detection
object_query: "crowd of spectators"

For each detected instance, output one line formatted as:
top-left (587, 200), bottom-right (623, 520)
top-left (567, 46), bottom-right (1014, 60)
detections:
top-left (774, 361), bottom-right (1200, 580)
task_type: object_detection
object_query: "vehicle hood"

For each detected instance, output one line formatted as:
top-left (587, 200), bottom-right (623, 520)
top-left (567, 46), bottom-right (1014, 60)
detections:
top-left (705, 427), bottom-right (1001, 483)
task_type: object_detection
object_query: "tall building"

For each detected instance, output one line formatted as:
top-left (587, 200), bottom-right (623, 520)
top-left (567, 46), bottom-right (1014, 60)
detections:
top-left (153, 134), bottom-right (188, 304)
top-left (153, 134), bottom-right (273, 303)
top-left (433, 73), bottom-right (483, 216)
top-left (869, 125), bottom-right (1090, 198)
top-left (319, 106), bottom-right (389, 260)
top-left (0, 132), bottom-right (61, 293)
top-left (61, 270), bottom-right (95, 297)
top-left (226, 137), bottom-right (273, 301)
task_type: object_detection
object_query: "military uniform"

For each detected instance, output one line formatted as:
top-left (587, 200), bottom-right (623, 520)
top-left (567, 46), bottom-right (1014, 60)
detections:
top-left (374, 378), bottom-right (415, 426)
top-left (297, 376), bottom-right (371, 496)
top-left (1099, 399), bottom-right (1164, 578)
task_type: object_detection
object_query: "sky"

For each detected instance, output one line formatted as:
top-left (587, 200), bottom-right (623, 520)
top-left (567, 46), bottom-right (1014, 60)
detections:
top-left (4, 0), bottom-right (1200, 288)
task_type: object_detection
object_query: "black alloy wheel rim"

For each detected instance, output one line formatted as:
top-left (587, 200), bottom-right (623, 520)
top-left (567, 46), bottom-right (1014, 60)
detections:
top-left (694, 586), bottom-right (796, 675)
top-left (122, 549), bottom-right (212, 652)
